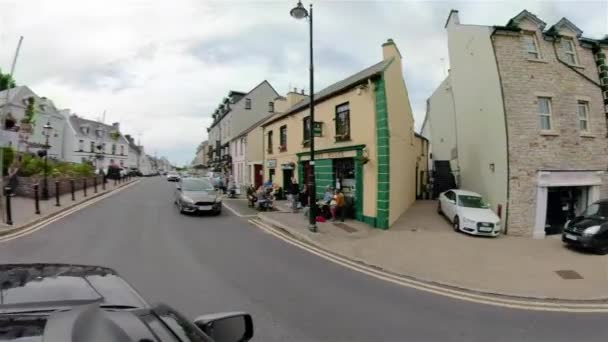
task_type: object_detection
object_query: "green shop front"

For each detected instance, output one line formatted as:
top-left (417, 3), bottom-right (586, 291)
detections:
top-left (297, 145), bottom-right (365, 222)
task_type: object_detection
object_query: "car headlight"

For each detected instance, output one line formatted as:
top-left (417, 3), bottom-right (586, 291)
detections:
top-left (583, 225), bottom-right (601, 236)
top-left (462, 217), bottom-right (476, 225)
top-left (182, 196), bottom-right (194, 204)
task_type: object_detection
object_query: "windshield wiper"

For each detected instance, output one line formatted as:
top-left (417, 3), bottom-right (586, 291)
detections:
top-left (99, 304), bottom-right (139, 310)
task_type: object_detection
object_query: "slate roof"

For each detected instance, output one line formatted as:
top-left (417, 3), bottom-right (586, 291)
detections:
top-left (263, 59), bottom-right (391, 127)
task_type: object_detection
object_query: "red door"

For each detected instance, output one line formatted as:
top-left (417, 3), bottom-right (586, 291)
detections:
top-left (254, 165), bottom-right (263, 188)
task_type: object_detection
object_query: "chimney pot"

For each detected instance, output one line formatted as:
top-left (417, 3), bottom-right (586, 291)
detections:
top-left (301, 89), bottom-right (304, 95)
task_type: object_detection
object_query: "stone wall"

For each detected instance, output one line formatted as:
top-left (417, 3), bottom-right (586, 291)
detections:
top-left (493, 30), bottom-right (608, 236)
top-left (6, 175), bottom-right (104, 198)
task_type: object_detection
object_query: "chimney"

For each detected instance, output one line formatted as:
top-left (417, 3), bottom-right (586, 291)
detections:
top-left (112, 122), bottom-right (120, 131)
top-left (382, 38), bottom-right (402, 61)
top-left (301, 89), bottom-right (305, 95)
top-left (444, 9), bottom-right (460, 28)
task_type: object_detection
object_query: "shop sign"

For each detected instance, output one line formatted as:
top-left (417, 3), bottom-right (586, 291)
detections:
top-left (324, 151), bottom-right (345, 159)
top-left (281, 163), bottom-right (295, 170)
top-left (266, 159), bottom-right (277, 168)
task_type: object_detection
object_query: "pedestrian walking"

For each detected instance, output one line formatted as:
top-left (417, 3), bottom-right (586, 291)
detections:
top-left (287, 177), bottom-right (299, 212)
top-left (6, 156), bottom-right (21, 196)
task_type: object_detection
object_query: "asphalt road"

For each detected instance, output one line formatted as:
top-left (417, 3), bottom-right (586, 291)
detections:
top-left (1, 177), bottom-right (607, 341)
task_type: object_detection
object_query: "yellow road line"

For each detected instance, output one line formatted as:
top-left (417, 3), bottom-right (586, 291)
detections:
top-left (249, 218), bottom-right (608, 313)
top-left (0, 181), bottom-right (140, 243)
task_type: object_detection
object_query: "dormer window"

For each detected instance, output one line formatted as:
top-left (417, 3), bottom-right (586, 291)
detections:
top-left (80, 126), bottom-right (90, 135)
top-left (522, 32), bottom-right (540, 60)
top-left (96, 129), bottom-right (104, 138)
top-left (561, 38), bottom-right (578, 65)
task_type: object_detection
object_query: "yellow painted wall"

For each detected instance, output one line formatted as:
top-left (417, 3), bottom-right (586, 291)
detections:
top-left (414, 136), bottom-right (429, 197)
top-left (263, 86), bottom-right (378, 217)
top-left (382, 41), bottom-right (417, 225)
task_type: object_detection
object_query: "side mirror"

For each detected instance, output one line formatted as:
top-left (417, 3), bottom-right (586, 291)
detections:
top-left (194, 312), bottom-right (253, 342)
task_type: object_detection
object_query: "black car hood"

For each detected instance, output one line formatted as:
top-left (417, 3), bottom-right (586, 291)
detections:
top-left (0, 264), bottom-right (148, 312)
top-left (570, 216), bottom-right (606, 229)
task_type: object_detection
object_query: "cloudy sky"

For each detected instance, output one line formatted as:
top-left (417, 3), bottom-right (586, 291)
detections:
top-left (0, 0), bottom-right (606, 165)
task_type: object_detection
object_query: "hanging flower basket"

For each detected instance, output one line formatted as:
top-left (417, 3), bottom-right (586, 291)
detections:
top-left (110, 131), bottom-right (120, 141)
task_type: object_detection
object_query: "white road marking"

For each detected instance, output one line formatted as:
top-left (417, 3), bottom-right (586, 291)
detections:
top-left (222, 201), bottom-right (257, 218)
top-left (0, 181), bottom-right (140, 243)
top-left (249, 218), bottom-right (608, 313)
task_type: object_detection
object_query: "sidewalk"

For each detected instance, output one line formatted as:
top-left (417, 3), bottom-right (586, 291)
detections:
top-left (0, 178), bottom-right (138, 235)
top-left (257, 200), bottom-right (608, 301)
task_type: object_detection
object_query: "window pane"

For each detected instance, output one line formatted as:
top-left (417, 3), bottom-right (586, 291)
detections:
top-left (539, 115), bottom-right (551, 130)
top-left (577, 103), bottom-right (588, 118)
top-left (580, 119), bottom-right (588, 131)
top-left (561, 39), bottom-right (574, 52)
top-left (565, 53), bottom-right (576, 64)
top-left (523, 35), bottom-right (538, 53)
top-left (538, 98), bottom-right (550, 114)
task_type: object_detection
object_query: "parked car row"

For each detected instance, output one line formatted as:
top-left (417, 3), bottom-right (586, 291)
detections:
top-left (437, 189), bottom-right (608, 254)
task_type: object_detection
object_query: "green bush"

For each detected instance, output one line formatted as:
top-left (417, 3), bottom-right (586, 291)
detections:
top-left (1, 147), bottom-right (14, 176)
top-left (16, 154), bottom-right (94, 178)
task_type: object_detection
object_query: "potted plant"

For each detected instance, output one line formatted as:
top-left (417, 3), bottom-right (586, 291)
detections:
top-left (110, 131), bottom-right (120, 141)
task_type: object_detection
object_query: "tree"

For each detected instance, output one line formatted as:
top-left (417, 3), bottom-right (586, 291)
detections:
top-left (0, 69), bottom-right (16, 92)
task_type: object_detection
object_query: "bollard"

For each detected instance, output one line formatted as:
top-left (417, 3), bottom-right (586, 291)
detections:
top-left (94, 177), bottom-right (98, 193)
top-left (34, 184), bottom-right (41, 214)
top-left (4, 186), bottom-right (12, 225)
top-left (102, 177), bottom-right (106, 190)
top-left (70, 179), bottom-right (75, 201)
top-left (55, 181), bottom-right (61, 207)
top-left (83, 179), bottom-right (87, 197)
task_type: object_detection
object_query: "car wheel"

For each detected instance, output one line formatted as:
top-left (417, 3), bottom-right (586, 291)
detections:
top-left (177, 201), bottom-right (186, 214)
top-left (437, 201), bottom-right (442, 215)
top-left (453, 216), bottom-right (460, 232)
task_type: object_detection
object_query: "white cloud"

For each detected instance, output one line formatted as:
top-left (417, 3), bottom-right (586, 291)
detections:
top-left (0, 0), bottom-right (605, 165)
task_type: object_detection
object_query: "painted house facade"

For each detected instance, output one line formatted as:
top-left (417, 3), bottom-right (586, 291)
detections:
top-left (207, 81), bottom-right (279, 176)
top-left (64, 115), bottom-right (129, 170)
top-left (426, 9), bottom-right (608, 237)
top-left (261, 39), bottom-right (419, 229)
top-left (0, 86), bottom-right (67, 159)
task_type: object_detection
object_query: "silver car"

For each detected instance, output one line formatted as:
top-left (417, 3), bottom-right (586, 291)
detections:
top-left (174, 178), bottom-right (222, 215)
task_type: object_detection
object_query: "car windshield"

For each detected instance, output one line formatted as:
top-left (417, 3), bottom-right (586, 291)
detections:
top-left (181, 179), bottom-right (214, 191)
top-left (458, 195), bottom-right (489, 209)
top-left (583, 202), bottom-right (608, 219)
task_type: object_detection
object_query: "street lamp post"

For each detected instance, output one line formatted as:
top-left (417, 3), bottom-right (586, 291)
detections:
top-left (42, 121), bottom-right (52, 200)
top-left (290, 0), bottom-right (317, 232)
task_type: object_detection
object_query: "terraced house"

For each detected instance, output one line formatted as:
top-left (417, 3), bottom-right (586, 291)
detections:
top-left (425, 10), bottom-right (608, 238)
top-left (261, 39), bottom-right (423, 229)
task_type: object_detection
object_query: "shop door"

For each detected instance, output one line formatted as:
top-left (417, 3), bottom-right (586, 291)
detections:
top-left (283, 169), bottom-right (294, 192)
top-left (545, 187), bottom-right (583, 235)
top-left (254, 165), bottom-right (263, 188)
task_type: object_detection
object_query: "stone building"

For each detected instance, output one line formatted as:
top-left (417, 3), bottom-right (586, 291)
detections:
top-left (425, 9), bottom-right (608, 237)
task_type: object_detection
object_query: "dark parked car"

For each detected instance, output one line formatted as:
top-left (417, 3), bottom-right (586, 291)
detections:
top-left (0, 263), bottom-right (253, 342)
top-left (562, 199), bottom-right (608, 254)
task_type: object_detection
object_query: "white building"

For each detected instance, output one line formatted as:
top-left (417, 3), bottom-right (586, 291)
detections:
top-left (64, 114), bottom-right (129, 170)
top-left (0, 86), bottom-right (67, 159)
